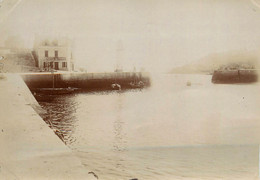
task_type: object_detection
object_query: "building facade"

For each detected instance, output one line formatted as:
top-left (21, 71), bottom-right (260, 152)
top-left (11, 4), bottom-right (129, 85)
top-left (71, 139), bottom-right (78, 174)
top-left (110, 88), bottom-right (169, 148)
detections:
top-left (34, 37), bottom-right (74, 71)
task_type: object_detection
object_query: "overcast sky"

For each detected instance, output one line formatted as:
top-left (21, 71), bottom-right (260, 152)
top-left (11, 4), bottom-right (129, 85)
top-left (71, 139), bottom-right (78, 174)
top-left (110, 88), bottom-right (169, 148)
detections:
top-left (1, 0), bottom-right (260, 72)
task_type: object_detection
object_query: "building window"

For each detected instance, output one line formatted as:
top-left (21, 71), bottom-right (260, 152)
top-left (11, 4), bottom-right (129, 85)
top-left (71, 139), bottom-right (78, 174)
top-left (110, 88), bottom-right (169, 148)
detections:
top-left (55, 50), bottom-right (58, 58)
top-left (43, 62), bottom-right (46, 68)
top-left (62, 62), bottom-right (67, 68)
top-left (55, 62), bottom-right (59, 70)
top-left (45, 50), bottom-right (48, 57)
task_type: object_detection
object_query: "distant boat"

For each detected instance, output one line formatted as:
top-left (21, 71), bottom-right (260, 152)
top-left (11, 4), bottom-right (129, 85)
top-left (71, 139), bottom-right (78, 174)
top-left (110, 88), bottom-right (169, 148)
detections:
top-left (35, 87), bottom-right (79, 95)
top-left (129, 81), bottom-right (144, 88)
top-left (129, 68), bottom-right (145, 89)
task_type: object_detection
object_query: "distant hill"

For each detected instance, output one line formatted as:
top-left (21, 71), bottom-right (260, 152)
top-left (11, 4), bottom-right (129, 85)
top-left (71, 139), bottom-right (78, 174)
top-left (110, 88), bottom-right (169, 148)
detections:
top-left (170, 50), bottom-right (260, 74)
top-left (1, 48), bottom-right (40, 73)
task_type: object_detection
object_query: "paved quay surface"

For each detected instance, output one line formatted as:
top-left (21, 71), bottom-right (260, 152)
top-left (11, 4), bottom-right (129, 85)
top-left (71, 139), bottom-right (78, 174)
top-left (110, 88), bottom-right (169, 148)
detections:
top-left (0, 73), bottom-right (96, 180)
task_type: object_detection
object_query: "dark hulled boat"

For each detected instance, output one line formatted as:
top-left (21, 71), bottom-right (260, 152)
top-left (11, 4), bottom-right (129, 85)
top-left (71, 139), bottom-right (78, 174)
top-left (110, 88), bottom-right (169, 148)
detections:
top-left (35, 87), bottom-right (79, 95)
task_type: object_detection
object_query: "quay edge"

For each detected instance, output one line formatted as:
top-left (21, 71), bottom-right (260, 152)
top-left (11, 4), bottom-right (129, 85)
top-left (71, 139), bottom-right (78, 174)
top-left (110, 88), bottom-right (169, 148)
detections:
top-left (20, 71), bottom-right (151, 90)
top-left (0, 73), bottom-right (96, 180)
top-left (211, 69), bottom-right (258, 84)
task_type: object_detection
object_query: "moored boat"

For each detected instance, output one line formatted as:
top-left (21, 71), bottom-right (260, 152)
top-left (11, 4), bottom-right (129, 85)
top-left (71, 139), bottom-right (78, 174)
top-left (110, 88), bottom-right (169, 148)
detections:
top-left (111, 83), bottom-right (121, 90)
top-left (129, 81), bottom-right (145, 88)
top-left (35, 87), bottom-right (79, 95)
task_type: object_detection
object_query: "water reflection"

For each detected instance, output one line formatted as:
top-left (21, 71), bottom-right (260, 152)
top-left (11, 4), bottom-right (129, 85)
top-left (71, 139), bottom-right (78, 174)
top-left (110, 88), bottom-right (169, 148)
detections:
top-left (111, 93), bottom-right (128, 174)
top-left (40, 94), bottom-right (79, 144)
top-left (113, 93), bottom-right (127, 152)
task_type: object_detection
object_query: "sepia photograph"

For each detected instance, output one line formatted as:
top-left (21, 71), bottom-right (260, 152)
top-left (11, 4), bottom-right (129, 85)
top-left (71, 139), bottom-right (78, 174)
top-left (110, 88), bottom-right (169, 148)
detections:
top-left (1, 0), bottom-right (260, 179)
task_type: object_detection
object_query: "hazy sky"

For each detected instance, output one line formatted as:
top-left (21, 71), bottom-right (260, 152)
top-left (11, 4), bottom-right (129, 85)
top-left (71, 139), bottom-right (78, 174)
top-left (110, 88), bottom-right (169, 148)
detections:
top-left (1, 0), bottom-right (260, 72)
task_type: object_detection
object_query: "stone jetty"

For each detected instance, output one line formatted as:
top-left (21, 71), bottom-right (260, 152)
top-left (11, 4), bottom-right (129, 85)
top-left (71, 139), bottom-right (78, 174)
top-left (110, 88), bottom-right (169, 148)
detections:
top-left (0, 73), bottom-right (96, 180)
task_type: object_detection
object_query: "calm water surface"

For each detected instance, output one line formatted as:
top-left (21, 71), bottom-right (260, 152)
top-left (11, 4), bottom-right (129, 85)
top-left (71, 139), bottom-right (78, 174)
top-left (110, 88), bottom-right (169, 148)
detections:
top-left (40, 74), bottom-right (260, 179)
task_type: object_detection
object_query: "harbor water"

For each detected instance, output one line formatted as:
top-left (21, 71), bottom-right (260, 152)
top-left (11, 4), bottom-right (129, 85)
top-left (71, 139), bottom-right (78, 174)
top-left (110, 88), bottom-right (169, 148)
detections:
top-left (39, 74), bottom-right (260, 179)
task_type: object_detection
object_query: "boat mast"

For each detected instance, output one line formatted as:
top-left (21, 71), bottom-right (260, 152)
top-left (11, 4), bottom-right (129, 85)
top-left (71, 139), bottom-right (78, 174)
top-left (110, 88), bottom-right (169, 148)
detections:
top-left (52, 70), bottom-right (54, 89)
top-left (49, 61), bottom-right (54, 89)
top-left (115, 40), bottom-right (124, 84)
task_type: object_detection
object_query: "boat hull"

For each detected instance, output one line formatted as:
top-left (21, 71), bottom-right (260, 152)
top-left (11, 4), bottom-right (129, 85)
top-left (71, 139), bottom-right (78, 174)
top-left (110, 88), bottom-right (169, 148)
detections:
top-left (35, 88), bottom-right (78, 95)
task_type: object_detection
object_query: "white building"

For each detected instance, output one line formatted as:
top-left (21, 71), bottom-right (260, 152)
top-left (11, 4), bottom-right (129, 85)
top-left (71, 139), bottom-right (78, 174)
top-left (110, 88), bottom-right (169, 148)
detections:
top-left (33, 37), bottom-right (74, 71)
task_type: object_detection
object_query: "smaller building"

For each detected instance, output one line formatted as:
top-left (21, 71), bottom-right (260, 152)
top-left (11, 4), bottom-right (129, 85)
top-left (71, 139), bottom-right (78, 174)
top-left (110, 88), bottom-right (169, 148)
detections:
top-left (33, 37), bottom-right (74, 71)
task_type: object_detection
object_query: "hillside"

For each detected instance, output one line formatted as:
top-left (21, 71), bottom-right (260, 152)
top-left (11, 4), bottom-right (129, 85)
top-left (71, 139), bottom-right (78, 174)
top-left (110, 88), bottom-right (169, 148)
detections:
top-left (170, 50), bottom-right (260, 74)
top-left (1, 49), bottom-right (40, 73)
